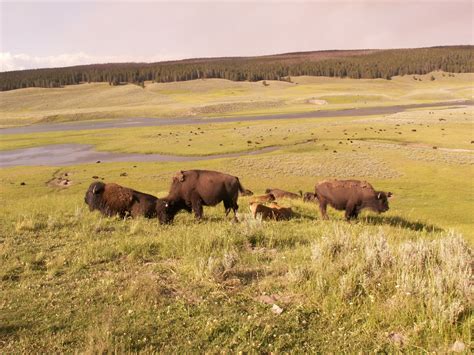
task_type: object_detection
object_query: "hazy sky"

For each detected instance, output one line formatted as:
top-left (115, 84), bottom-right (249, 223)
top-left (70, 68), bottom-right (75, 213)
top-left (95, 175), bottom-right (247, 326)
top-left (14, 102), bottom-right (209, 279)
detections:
top-left (1, 0), bottom-right (472, 71)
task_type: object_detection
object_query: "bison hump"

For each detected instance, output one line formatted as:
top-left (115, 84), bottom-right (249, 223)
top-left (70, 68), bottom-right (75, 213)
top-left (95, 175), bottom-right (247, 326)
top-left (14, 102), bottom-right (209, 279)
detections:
top-left (103, 183), bottom-right (134, 210)
top-left (319, 179), bottom-right (374, 190)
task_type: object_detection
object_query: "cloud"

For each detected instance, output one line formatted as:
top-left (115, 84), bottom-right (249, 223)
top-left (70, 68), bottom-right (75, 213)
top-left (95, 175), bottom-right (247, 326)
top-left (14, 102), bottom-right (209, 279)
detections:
top-left (0, 52), bottom-right (186, 72)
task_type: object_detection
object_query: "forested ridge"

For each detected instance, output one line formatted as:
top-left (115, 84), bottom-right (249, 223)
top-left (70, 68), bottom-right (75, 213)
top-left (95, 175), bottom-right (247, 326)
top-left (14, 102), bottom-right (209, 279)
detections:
top-left (1, 46), bottom-right (472, 91)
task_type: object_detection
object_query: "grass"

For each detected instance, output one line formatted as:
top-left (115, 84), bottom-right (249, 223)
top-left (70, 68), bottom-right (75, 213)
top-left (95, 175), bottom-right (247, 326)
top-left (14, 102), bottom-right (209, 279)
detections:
top-left (1, 106), bottom-right (473, 154)
top-left (0, 71), bottom-right (472, 127)
top-left (1, 205), bottom-right (471, 352)
top-left (0, 73), bottom-right (473, 352)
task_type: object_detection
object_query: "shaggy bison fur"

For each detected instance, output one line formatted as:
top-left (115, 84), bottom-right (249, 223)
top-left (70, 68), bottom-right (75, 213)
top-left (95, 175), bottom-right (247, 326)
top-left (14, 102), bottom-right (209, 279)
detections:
top-left (84, 181), bottom-right (168, 221)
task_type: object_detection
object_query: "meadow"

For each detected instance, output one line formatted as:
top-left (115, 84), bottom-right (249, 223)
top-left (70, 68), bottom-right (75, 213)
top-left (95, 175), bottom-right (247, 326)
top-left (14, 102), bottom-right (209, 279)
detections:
top-left (0, 73), bottom-right (473, 352)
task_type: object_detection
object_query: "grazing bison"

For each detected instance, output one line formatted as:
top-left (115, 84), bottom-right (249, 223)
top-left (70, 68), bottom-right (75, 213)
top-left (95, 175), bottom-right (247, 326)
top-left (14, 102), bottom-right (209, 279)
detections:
top-left (159, 170), bottom-right (247, 221)
top-left (249, 202), bottom-right (293, 221)
top-left (315, 179), bottom-right (392, 221)
top-left (303, 192), bottom-right (317, 202)
top-left (265, 188), bottom-right (302, 199)
top-left (249, 193), bottom-right (276, 204)
top-left (84, 182), bottom-right (168, 221)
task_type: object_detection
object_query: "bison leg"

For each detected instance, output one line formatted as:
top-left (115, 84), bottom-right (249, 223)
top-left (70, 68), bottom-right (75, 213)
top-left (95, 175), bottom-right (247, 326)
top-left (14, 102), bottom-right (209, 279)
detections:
top-left (224, 200), bottom-right (232, 216)
top-left (191, 195), bottom-right (204, 220)
top-left (318, 198), bottom-right (329, 220)
top-left (224, 199), bottom-right (239, 221)
top-left (345, 203), bottom-right (358, 221)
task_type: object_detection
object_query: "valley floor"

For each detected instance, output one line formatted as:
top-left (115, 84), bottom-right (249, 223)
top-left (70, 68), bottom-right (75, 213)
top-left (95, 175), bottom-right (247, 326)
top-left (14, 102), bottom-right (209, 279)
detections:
top-left (0, 74), bottom-right (472, 352)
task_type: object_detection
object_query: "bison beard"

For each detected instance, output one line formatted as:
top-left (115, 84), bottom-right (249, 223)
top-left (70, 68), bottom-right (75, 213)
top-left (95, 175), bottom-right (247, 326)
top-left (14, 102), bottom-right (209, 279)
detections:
top-left (161, 170), bottom-right (246, 222)
top-left (315, 179), bottom-right (392, 221)
top-left (84, 181), bottom-right (168, 222)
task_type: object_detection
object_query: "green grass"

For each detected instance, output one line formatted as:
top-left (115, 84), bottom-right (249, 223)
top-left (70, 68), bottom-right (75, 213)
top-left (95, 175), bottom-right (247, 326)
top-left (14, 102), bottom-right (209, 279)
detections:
top-left (0, 72), bottom-right (472, 127)
top-left (0, 74), bottom-right (473, 352)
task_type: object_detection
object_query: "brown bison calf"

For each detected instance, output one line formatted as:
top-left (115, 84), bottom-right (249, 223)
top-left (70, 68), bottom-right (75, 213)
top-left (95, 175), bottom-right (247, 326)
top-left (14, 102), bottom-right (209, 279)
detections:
top-left (84, 182), bottom-right (168, 221)
top-left (249, 202), bottom-right (293, 221)
top-left (315, 179), bottom-right (392, 221)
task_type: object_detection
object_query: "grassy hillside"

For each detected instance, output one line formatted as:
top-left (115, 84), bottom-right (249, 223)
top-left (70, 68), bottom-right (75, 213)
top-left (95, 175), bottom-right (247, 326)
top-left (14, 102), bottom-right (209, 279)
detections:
top-left (1, 46), bottom-right (472, 91)
top-left (0, 74), bottom-right (472, 352)
top-left (0, 72), bottom-right (472, 127)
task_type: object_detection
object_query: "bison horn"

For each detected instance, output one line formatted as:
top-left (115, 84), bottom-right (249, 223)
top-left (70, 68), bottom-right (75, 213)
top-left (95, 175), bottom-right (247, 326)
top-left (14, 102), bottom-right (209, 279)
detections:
top-left (377, 192), bottom-right (382, 199)
top-left (93, 185), bottom-right (99, 194)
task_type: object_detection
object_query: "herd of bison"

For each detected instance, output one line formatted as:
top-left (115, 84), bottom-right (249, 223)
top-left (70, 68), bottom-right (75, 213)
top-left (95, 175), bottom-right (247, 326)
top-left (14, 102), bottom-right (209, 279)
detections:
top-left (85, 169), bottom-right (393, 224)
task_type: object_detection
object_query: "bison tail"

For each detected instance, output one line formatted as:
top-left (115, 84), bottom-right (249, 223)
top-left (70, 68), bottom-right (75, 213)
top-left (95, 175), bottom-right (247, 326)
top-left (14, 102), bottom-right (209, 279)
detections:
top-left (236, 178), bottom-right (246, 194)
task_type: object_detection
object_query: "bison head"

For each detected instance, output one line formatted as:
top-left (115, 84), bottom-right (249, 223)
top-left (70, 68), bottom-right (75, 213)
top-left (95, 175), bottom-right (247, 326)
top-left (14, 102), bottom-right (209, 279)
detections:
top-left (303, 192), bottom-right (316, 202)
top-left (155, 198), bottom-right (192, 224)
top-left (155, 199), bottom-right (173, 224)
top-left (84, 181), bottom-right (106, 211)
top-left (373, 191), bottom-right (392, 213)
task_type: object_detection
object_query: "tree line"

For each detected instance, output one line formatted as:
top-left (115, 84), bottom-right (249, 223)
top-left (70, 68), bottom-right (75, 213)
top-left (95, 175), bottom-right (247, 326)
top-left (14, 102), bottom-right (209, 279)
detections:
top-left (0, 46), bottom-right (472, 91)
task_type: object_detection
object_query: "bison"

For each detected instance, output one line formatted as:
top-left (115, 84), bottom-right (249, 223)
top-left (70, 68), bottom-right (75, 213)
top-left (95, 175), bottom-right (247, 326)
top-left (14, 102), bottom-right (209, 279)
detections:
top-left (303, 192), bottom-right (317, 202)
top-left (315, 179), bottom-right (392, 221)
top-left (84, 181), bottom-right (168, 221)
top-left (265, 188), bottom-right (302, 199)
top-left (158, 169), bottom-right (247, 222)
top-left (249, 202), bottom-right (293, 221)
top-left (249, 193), bottom-right (276, 204)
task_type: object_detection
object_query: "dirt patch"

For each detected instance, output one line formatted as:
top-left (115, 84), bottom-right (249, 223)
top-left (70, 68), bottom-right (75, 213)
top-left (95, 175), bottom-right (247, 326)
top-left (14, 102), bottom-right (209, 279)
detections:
top-left (47, 170), bottom-right (73, 188)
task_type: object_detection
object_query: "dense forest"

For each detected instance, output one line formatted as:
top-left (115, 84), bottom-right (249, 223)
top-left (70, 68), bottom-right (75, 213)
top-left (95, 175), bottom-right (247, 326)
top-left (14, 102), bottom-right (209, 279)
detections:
top-left (0, 46), bottom-right (472, 91)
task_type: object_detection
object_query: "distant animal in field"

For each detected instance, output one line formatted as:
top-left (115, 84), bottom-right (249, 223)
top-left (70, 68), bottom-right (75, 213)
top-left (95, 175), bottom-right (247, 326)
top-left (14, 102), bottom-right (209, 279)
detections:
top-left (265, 188), bottom-right (302, 199)
top-left (240, 188), bottom-right (254, 196)
top-left (84, 182), bottom-right (167, 220)
top-left (303, 192), bottom-right (317, 202)
top-left (315, 179), bottom-right (392, 221)
top-left (249, 202), bottom-right (293, 221)
top-left (158, 169), bottom-right (247, 222)
top-left (249, 193), bottom-right (276, 204)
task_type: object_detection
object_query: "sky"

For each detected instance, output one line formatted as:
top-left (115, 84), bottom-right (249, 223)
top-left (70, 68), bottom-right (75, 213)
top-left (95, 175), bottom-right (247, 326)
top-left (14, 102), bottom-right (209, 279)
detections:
top-left (0, 0), bottom-right (472, 72)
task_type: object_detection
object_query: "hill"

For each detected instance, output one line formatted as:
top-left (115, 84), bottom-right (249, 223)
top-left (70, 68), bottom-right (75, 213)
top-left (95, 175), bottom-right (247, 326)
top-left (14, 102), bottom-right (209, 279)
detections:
top-left (0, 46), bottom-right (472, 91)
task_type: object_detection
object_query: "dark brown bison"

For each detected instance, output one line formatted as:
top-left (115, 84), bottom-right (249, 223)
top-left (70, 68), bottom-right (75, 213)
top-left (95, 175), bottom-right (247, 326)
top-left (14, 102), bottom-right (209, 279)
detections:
top-left (265, 188), bottom-right (302, 199)
top-left (303, 192), bottom-right (317, 202)
top-left (315, 179), bottom-right (392, 221)
top-left (158, 170), bottom-right (247, 222)
top-left (84, 181), bottom-right (168, 221)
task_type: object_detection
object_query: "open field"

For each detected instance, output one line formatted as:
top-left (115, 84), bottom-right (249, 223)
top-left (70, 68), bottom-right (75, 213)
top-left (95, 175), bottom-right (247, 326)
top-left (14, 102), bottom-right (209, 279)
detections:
top-left (0, 72), bottom-right (472, 127)
top-left (0, 74), bottom-right (473, 352)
